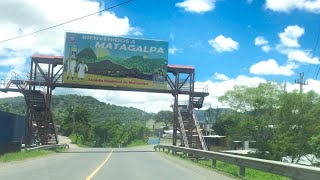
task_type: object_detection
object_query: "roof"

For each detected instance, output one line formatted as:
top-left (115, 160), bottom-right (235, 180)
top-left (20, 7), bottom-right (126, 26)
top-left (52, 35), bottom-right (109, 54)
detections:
top-left (167, 64), bottom-right (195, 70)
top-left (167, 64), bottom-right (195, 74)
top-left (31, 54), bottom-right (63, 64)
top-left (32, 54), bottom-right (63, 59)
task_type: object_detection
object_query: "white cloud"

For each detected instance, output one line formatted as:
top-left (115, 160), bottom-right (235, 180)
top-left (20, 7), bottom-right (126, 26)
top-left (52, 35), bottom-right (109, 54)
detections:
top-left (51, 74), bottom-right (267, 113)
top-left (265, 0), bottom-right (320, 14)
top-left (189, 41), bottom-right (203, 48)
top-left (278, 25), bottom-right (304, 48)
top-left (261, 45), bottom-right (271, 52)
top-left (214, 72), bottom-right (230, 81)
top-left (0, 0), bottom-right (140, 79)
top-left (169, 46), bottom-right (183, 55)
top-left (53, 88), bottom-right (173, 113)
top-left (254, 36), bottom-right (271, 52)
top-left (286, 78), bottom-right (320, 94)
top-left (132, 31), bottom-right (143, 36)
top-left (247, 0), bottom-right (253, 4)
top-left (250, 59), bottom-right (297, 76)
top-left (197, 75), bottom-right (266, 108)
top-left (170, 32), bottom-right (175, 41)
top-left (176, 0), bottom-right (216, 13)
top-left (288, 50), bottom-right (320, 64)
top-left (208, 35), bottom-right (239, 53)
top-left (254, 36), bottom-right (268, 46)
top-left (169, 47), bottom-right (178, 54)
top-left (0, 55), bottom-right (29, 79)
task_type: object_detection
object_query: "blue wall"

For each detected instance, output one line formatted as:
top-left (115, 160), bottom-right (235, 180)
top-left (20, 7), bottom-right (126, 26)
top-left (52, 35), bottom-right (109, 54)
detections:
top-left (147, 138), bottom-right (160, 145)
top-left (0, 110), bottom-right (26, 153)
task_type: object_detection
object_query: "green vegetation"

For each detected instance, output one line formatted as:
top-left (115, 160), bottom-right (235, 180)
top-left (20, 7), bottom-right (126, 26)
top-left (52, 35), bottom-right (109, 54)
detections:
top-left (69, 133), bottom-right (87, 147)
top-left (58, 104), bottom-right (152, 147)
top-left (0, 95), bottom-right (155, 148)
top-left (164, 152), bottom-right (288, 180)
top-left (215, 82), bottom-right (320, 165)
top-left (197, 159), bottom-right (288, 180)
top-left (127, 140), bottom-right (148, 147)
top-left (0, 94), bottom-right (153, 123)
top-left (153, 110), bottom-right (173, 126)
top-left (0, 150), bottom-right (53, 163)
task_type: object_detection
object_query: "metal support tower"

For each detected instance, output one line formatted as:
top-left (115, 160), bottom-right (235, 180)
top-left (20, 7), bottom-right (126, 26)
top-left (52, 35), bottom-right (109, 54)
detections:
top-left (167, 65), bottom-right (208, 150)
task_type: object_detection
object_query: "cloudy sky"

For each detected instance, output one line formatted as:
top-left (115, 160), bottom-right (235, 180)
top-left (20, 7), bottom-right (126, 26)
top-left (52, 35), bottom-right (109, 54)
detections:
top-left (1, 0), bottom-right (320, 112)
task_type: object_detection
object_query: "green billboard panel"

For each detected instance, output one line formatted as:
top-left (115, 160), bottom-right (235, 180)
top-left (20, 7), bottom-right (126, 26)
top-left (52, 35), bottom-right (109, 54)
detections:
top-left (63, 32), bottom-right (168, 89)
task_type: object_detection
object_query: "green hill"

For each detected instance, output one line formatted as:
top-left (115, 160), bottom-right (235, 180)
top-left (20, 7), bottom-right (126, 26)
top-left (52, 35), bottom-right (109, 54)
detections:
top-left (0, 94), bottom-right (152, 124)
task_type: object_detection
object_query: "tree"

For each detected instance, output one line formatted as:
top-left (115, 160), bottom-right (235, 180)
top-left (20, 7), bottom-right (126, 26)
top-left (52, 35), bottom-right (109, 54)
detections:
top-left (271, 91), bottom-right (320, 162)
top-left (153, 110), bottom-right (173, 126)
top-left (61, 106), bottom-right (92, 144)
top-left (217, 83), bottom-right (320, 161)
top-left (0, 101), bottom-right (10, 112)
top-left (93, 118), bottom-right (151, 147)
top-left (309, 134), bottom-right (320, 165)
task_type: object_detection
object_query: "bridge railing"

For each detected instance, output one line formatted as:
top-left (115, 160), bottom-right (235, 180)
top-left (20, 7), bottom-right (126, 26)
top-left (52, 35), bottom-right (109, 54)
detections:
top-left (154, 145), bottom-right (320, 180)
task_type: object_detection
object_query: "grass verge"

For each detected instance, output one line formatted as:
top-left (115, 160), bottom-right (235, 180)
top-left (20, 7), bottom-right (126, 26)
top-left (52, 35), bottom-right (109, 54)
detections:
top-left (0, 150), bottom-right (54, 163)
top-left (162, 151), bottom-right (289, 180)
top-left (127, 140), bottom-right (147, 147)
top-left (69, 133), bottom-right (87, 147)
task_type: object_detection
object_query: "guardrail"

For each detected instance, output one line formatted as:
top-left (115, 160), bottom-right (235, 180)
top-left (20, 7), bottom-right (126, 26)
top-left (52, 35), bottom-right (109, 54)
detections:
top-left (27, 144), bottom-right (69, 151)
top-left (154, 145), bottom-right (320, 180)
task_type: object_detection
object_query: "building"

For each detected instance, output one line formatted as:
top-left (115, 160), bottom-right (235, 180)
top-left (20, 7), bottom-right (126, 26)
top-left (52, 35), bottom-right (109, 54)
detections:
top-left (203, 135), bottom-right (227, 151)
top-left (195, 107), bottom-right (232, 136)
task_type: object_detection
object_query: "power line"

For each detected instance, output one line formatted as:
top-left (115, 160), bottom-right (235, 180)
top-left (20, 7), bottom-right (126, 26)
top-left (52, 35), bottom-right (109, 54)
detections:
top-left (0, 0), bottom-right (134, 44)
top-left (305, 24), bottom-right (320, 80)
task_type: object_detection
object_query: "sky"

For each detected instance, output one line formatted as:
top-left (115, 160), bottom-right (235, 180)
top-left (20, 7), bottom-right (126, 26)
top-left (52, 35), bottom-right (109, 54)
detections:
top-left (1, 0), bottom-right (320, 112)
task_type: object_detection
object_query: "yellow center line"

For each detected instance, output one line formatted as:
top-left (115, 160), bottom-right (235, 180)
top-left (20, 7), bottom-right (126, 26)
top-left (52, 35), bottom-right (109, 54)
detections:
top-left (86, 149), bottom-right (113, 180)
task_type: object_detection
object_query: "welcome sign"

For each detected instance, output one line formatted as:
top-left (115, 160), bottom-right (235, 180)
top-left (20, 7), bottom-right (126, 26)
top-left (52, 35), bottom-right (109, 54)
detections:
top-left (63, 32), bottom-right (168, 89)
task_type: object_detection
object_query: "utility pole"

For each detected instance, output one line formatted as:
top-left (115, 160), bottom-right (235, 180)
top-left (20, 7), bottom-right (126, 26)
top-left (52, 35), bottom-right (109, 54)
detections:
top-left (294, 72), bottom-right (308, 93)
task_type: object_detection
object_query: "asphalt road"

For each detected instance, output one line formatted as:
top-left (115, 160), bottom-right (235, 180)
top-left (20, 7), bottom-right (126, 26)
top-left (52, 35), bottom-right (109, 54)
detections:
top-left (0, 146), bottom-right (235, 180)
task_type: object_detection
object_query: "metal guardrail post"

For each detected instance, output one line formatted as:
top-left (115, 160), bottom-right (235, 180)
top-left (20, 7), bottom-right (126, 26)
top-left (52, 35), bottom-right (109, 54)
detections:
top-left (212, 159), bottom-right (217, 169)
top-left (240, 166), bottom-right (245, 177)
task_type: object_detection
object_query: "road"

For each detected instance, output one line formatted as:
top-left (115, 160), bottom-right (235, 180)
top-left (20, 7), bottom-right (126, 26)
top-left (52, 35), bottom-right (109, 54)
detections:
top-left (0, 146), bottom-right (235, 180)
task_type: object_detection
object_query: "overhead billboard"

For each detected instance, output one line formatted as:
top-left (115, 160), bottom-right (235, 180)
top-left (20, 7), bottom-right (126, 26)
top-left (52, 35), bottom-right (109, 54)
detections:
top-left (63, 32), bottom-right (168, 89)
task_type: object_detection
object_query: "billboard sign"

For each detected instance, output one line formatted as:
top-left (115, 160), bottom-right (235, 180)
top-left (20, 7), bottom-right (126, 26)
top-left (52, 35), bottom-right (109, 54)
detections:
top-left (63, 32), bottom-right (168, 89)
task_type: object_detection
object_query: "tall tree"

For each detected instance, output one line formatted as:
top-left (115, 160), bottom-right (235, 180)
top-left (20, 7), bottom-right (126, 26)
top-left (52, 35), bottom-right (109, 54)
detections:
top-left (153, 110), bottom-right (173, 126)
top-left (62, 106), bottom-right (92, 143)
top-left (217, 83), bottom-right (320, 161)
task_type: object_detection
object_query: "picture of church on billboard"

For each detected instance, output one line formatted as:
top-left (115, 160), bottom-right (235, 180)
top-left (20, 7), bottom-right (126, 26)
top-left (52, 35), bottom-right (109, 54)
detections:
top-left (63, 32), bottom-right (168, 89)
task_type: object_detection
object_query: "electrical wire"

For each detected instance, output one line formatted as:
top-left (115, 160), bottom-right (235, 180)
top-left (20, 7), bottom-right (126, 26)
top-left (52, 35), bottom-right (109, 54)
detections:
top-left (0, 0), bottom-right (134, 44)
top-left (305, 24), bottom-right (320, 81)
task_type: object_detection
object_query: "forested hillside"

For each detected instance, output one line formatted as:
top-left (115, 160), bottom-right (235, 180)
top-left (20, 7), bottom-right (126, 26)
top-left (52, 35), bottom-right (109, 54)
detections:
top-left (0, 94), bottom-right (153, 124)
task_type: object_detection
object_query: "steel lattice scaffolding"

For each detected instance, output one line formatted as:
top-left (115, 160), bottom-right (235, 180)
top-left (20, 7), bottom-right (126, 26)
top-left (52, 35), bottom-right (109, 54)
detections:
top-left (0, 55), bottom-right (209, 149)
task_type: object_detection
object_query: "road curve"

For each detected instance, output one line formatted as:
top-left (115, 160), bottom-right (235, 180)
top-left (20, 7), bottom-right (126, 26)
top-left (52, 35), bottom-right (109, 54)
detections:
top-left (0, 146), bottom-right (235, 180)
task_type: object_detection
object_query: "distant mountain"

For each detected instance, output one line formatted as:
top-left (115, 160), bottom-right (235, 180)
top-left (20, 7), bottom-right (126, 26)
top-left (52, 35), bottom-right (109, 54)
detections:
top-left (0, 95), bottom-right (152, 124)
top-left (97, 55), bottom-right (167, 74)
top-left (77, 47), bottom-right (97, 63)
top-left (87, 59), bottom-right (153, 80)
